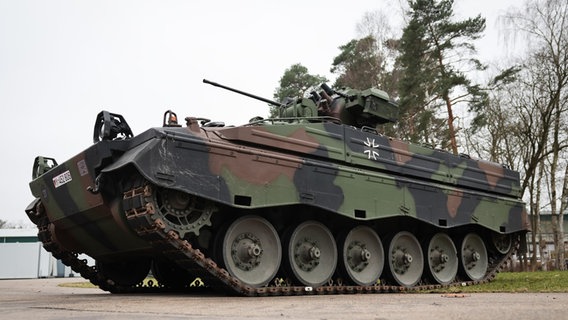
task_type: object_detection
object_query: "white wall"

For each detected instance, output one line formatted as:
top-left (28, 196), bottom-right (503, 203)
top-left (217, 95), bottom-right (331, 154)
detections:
top-left (0, 229), bottom-right (96, 279)
top-left (0, 242), bottom-right (42, 278)
top-left (0, 242), bottom-right (95, 279)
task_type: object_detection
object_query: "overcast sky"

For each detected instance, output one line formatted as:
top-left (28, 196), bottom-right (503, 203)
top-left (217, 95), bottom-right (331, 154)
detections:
top-left (0, 0), bottom-right (520, 225)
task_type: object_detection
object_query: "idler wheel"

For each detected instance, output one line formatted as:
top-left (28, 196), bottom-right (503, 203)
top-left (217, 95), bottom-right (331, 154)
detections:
top-left (491, 233), bottom-right (512, 254)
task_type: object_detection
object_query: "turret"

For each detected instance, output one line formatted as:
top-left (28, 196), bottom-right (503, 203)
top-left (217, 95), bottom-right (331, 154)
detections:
top-left (314, 84), bottom-right (398, 128)
top-left (203, 79), bottom-right (398, 129)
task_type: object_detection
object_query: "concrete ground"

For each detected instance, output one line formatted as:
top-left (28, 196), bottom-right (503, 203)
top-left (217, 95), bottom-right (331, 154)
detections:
top-left (0, 277), bottom-right (567, 320)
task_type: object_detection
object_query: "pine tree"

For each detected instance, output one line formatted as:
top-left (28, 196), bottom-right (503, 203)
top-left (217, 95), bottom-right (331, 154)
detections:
top-left (331, 36), bottom-right (384, 90)
top-left (398, 0), bottom-right (486, 153)
top-left (271, 64), bottom-right (327, 117)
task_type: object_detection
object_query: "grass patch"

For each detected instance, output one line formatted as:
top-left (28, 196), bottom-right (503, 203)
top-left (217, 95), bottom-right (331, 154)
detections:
top-left (426, 271), bottom-right (568, 293)
top-left (59, 281), bottom-right (98, 288)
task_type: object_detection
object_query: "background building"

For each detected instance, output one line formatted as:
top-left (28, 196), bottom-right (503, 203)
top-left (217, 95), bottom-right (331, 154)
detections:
top-left (0, 229), bottom-right (93, 279)
top-left (526, 212), bottom-right (568, 269)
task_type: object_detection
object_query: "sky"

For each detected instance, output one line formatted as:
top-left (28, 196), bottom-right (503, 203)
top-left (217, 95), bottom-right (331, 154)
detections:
top-left (0, 0), bottom-right (521, 225)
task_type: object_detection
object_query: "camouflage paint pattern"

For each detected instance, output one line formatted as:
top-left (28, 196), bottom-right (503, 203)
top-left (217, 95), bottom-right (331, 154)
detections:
top-left (29, 141), bottom-right (152, 259)
top-left (29, 113), bottom-right (528, 260)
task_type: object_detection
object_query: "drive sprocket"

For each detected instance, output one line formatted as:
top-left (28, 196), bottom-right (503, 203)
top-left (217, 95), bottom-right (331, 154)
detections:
top-left (148, 184), bottom-right (215, 238)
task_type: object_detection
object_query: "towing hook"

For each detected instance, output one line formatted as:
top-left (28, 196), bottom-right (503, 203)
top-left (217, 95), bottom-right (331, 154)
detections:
top-left (87, 175), bottom-right (102, 194)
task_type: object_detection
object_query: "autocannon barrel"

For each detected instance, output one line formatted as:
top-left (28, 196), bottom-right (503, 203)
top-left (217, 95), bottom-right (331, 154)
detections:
top-left (203, 79), bottom-right (283, 107)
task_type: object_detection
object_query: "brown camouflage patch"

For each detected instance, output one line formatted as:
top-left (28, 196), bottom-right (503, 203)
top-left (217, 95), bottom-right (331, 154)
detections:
top-left (209, 149), bottom-right (302, 185)
top-left (217, 126), bottom-right (322, 155)
top-left (389, 139), bottom-right (413, 165)
top-left (447, 191), bottom-right (464, 218)
top-left (209, 127), bottom-right (315, 185)
top-left (477, 160), bottom-right (504, 190)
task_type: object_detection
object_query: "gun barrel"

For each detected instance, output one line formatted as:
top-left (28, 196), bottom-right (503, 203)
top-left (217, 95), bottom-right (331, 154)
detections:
top-left (203, 79), bottom-right (283, 107)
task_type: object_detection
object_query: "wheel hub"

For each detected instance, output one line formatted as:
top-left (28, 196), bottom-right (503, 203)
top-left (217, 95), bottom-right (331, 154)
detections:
top-left (464, 245), bottom-right (480, 269)
top-left (231, 233), bottom-right (263, 271)
top-left (346, 241), bottom-right (372, 272)
top-left (294, 238), bottom-right (321, 272)
top-left (309, 246), bottom-right (321, 259)
top-left (392, 247), bottom-right (413, 275)
top-left (471, 251), bottom-right (481, 262)
top-left (167, 190), bottom-right (191, 210)
top-left (429, 246), bottom-right (449, 272)
top-left (361, 249), bottom-right (371, 261)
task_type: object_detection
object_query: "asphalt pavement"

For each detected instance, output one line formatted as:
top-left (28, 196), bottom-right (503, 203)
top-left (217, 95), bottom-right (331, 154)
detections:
top-left (1, 277), bottom-right (567, 320)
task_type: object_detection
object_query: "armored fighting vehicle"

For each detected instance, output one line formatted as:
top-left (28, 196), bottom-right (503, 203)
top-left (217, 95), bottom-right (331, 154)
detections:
top-left (25, 79), bottom-right (528, 295)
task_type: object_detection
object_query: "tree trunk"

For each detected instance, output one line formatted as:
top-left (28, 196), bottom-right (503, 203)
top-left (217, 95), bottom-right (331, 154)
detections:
top-left (550, 90), bottom-right (564, 269)
top-left (557, 165), bottom-right (568, 270)
top-left (550, 166), bottom-right (559, 269)
top-left (530, 162), bottom-right (545, 271)
top-left (443, 93), bottom-right (459, 155)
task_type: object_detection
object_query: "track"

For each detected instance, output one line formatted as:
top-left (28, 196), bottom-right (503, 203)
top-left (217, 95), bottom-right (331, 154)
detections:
top-left (26, 180), bottom-right (520, 296)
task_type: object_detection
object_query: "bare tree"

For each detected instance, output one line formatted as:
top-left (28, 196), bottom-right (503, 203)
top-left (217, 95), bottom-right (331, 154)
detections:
top-left (501, 0), bottom-right (568, 270)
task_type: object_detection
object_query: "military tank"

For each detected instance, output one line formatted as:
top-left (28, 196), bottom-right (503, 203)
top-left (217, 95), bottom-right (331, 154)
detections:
top-left (25, 79), bottom-right (528, 295)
